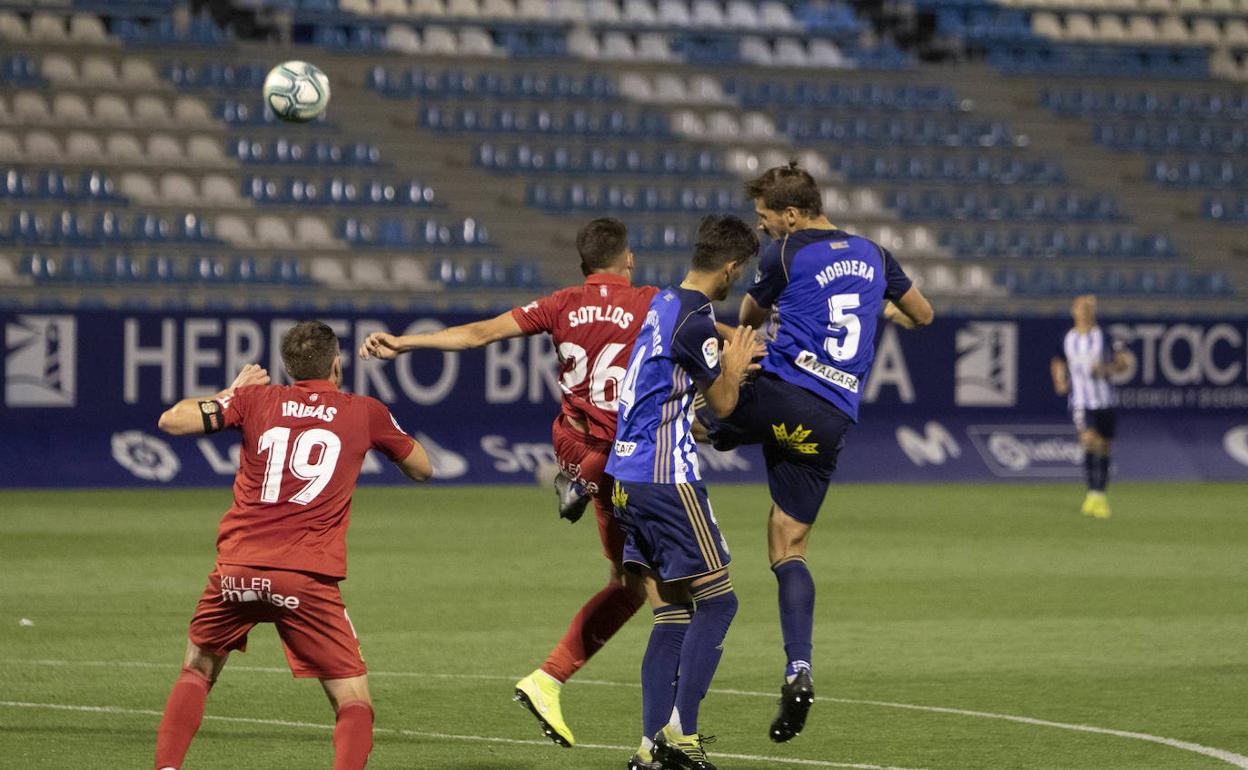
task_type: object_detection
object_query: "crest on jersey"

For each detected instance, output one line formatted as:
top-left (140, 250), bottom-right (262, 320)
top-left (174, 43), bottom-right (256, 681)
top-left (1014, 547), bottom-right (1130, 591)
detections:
top-left (701, 338), bottom-right (719, 369)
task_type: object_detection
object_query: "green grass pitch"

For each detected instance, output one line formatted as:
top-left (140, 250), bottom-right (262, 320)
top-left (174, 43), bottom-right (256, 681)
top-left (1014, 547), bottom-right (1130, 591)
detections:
top-left (1, 483), bottom-right (1246, 769)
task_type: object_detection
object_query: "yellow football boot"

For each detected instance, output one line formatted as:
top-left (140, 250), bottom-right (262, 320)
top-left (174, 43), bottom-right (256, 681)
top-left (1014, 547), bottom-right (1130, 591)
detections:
top-left (514, 670), bottom-right (575, 747)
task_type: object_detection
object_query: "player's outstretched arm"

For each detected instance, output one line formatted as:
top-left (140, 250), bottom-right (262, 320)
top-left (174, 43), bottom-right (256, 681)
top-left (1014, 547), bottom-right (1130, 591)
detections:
top-left (358, 312), bottom-right (525, 359)
top-left (886, 286), bottom-right (934, 329)
top-left (157, 363), bottom-right (270, 436)
top-left (1051, 357), bottom-right (1070, 397)
top-left (700, 326), bottom-right (765, 418)
top-left (395, 439), bottom-right (434, 482)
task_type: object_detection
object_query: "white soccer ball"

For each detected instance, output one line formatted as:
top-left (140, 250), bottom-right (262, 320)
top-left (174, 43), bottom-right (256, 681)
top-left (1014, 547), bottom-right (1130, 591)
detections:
top-left (262, 60), bottom-right (331, 123)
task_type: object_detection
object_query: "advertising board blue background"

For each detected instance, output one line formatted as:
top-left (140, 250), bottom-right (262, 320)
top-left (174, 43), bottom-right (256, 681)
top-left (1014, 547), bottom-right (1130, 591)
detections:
top-left (2, 309), bottom-right (1246, 487)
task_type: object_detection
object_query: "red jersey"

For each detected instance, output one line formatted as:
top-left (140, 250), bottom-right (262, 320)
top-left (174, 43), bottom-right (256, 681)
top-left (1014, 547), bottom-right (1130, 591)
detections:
top-left (511, 273), bottom-right (659, 444)
top-left (216, 379), bottom-right (414, 580)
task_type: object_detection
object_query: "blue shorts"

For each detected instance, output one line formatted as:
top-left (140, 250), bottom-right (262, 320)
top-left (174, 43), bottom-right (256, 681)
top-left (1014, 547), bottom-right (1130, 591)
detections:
top-left (613, 480), bottom-right (731, 582)
top-left (698, 372), bottom-right (851, 524)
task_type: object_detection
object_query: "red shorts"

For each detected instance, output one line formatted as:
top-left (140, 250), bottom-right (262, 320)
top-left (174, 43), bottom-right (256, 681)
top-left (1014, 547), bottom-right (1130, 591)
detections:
top-left (552, 416), bottom-right (625, 562)
top-left (187, 565), bottom-right (366, 680)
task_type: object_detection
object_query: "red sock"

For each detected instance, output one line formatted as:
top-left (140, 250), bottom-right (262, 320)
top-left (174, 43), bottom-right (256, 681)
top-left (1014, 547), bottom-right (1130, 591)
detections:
top-left (333, 701), bottom-right (374, 770)
top-left (541, 582), bottom-right (644, 682)
top-left (154, 667), bottom-right (213, 769)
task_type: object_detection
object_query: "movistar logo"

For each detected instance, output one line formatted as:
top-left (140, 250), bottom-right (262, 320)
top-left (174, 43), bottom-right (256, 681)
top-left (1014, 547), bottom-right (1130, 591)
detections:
top-left (772, 423), bottom-right (819, 454)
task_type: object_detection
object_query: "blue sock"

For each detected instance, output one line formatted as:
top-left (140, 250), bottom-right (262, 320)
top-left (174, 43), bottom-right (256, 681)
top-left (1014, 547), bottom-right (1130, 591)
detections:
top-left (1084, 451), bottom-right (1097, 490)
top-left (773, 558), bottom-right (815, 676)
top-left (672, 574), bottom-right (737, 736)
top-left (1096, 454), bottom-right (1111, 491)
top-left (641, 603), bottom-right (690, 739)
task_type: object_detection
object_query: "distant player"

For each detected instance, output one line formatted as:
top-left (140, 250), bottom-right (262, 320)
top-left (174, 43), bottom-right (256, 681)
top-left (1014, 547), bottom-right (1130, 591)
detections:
top-left (1050, 294), bottom-right (1131, 518)
top-left (154, 321), bottom-right (432, 770)
top-left (358, 218), bottom-right (657, 748)
top-left (698, 163), bottom-right (933, 742)
top-left (609, 214), bottom-right (762, 770)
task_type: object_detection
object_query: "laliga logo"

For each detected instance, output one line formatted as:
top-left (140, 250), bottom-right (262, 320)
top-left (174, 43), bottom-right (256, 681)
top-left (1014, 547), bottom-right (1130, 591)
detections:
top-left (967, 425), bottom-right (1082, 478)
top-left (112, 430), bottom-right (180, 482)
top-left (1224, 426), bottom-right (1248, 468)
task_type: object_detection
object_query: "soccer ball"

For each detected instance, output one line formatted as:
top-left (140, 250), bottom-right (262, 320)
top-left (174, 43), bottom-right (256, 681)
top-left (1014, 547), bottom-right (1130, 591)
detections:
top-left (262, 61), bottom-right (331, 123)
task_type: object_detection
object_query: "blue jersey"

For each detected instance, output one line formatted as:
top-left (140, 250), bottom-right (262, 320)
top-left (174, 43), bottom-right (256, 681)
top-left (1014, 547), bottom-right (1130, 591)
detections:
top-left (607, 287), bottom-right (721, 485)
top-left (748, 228), bottom-right (913, 422)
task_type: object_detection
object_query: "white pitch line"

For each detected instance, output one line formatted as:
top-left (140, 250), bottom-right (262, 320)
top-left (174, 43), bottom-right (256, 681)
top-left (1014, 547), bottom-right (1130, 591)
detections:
top-left (0, 700), bottom-right (924, 770)
top-left (5, 659), bottom-right (1248, 769)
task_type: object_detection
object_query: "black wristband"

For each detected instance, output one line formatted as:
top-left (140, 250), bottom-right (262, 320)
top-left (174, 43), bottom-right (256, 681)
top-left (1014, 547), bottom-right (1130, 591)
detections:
top-left (199, 400), bottom-right (224, 434)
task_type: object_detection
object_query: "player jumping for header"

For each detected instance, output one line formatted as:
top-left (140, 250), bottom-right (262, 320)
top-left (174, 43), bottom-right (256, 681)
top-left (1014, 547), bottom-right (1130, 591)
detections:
top-left (698, 163), bottom-right (934, 743)
top-left (358, 218), bottom-right (659, 748)
top-left (609, 214), bottom-right (763, 770)
top-left (1051, 294), bottom-right (1131, 518)
top-left (153, 321), bottom-right (432, 770)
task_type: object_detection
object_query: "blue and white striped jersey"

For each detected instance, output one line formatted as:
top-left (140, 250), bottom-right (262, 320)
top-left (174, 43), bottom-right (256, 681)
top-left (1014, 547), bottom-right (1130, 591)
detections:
top-left (1060, 326), bottom-right (1118, 410)
top-left (607, 287), bottom-right (721, 485)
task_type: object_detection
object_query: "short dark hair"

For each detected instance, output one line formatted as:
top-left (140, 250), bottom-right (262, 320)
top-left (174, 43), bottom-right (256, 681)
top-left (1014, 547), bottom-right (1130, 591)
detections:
top-left (281, 321), bottom-right (339, 381)
top-left (744, 161), bottom-right (822, 216)
top-left (576, 217), bottom-right (629, 271)
top-left (691, 214), bottom-right (759, 271)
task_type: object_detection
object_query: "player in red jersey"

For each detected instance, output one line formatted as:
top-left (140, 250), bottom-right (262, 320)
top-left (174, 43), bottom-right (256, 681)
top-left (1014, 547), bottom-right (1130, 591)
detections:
top-left (153, 321), bottom-right (431, 770)
top-left (358, 218), bottom-right (657, 748)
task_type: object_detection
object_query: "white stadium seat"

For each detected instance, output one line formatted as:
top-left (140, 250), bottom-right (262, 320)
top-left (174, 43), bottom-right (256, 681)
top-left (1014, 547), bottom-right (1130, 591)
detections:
top-left (160, 173), bottom-right (199, 204)
top-left (619, 72), bottom-right (656, 100)
top-left (296, 216), bottom-right (337, 247)
top-left (670, 109), bottom-right (707, 137)
top-left (340, 0), bottom-right (374, 12)
top-left (1191, 17), bottom-right (1223, 44)
top-left (1225, 19), bottom-right (1248, 44)
top-left (688, 74), bottom-right (728, 102)
top-left (215, 215), bottom-right (253, 245)
top-left (458, 26), bottom-right (498, 55)
top-left (121, 57), bottom-right (162, 87)
top-left (81, 56), bottom-right (119, 85)
top-left (147, 134), bottom-right (183, 162)
top-left (445, 0), bottom-right (481, 17)
top-left (759, 1), bottom-right (799, 30)
top-left (657, 0), bottom-right (692, 26)
top-left (1065, 13), bottom-right (1096, 39)
top-left (187, 135), bottom-right (227, 165)
top-left (410, 0), bottom-right (446, 16)
top-left (106, 132), bottom-right (145, 162)
top-left (52, 93), bottom-right (91, 124)
top-left (567, 27), bottom-right (601, 58)
top-left (624, 0), bottom-right (658, 24)
top-left (391, 257), bottom-right (435, 289)
top-left (14, 92), bottom-right (51, 122)
top-left (588, 0), bottom-right (623, 23)
top-left (173, 96), bottom-right (215, 126)
top-left (120, 172), bottom-right (159, 204)
top-left (25, 130), bottom-right (61, 159)
top-left (374, 0), bottom-right (410, 14)
top-left (1126, 15), bottom-right (1159, 41)
top-left (517, 0), bottom-right (549, 19)
top-left (601, 31), bottom-right (637, 59)
top-left (134, 95), bottom-right (173, 126)
top-left (256, 216), bottom-right (295, 246)
top-left (40, 54), bottom-right (77, 84)
top-left (653, 74), bottom-right (688, 102)
top-left (0, 12), bottom-right (27, 41)
top-left (773, 37), bottom-right (809, 66)
top-left (706, 111), bottom-right (741, 140)
top-left (1158, 15), bottom-right (1191, 42)
top-left (692, 0), bottom-right (727, 26)
top-left (94, 94), bottom-right (131, 124)
top-left (29, 13), bottom-right (67, 42)
top-left (0, 130), bottom-right (18, 160)
top-left (422, 24), bottom-right (459, 53)
top-left (480, 0), bottom-right (516, 19)
top-left (726, 0), bottom-right (759, 27)
top-left (809, 38), bottom-right (848, 66)
top-left (1096, 14), bottom-right (1128, 41)
top-left (201, 175), bottom-right (243, 205)
top-left (741, 112), bottom-right (776, 140)
top-left (65, 131), bottom-right (103, 160)
top-left (552, 0), bottom-right (588, 21)
top-left (310, 257), bottom-right (350, 287)
top-left (69, 13), bottom-right (110, 44)
top-left (1141, 0), bottom-right (1173, 10)
top-left (637, 33), bottom-right (673, 60)
top-left (740, 35), bottom-right (774, 64)
top-left (386, 24), bottom-right (423, 52)
top-left (1032, 11), bottom-right (1064, 38)
top-left (351, 257), bottom-right (390, 288)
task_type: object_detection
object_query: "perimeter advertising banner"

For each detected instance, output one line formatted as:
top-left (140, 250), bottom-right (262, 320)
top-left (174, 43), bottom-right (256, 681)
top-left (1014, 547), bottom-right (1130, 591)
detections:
top-left (1, 310), bottom-right (1245, 487)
